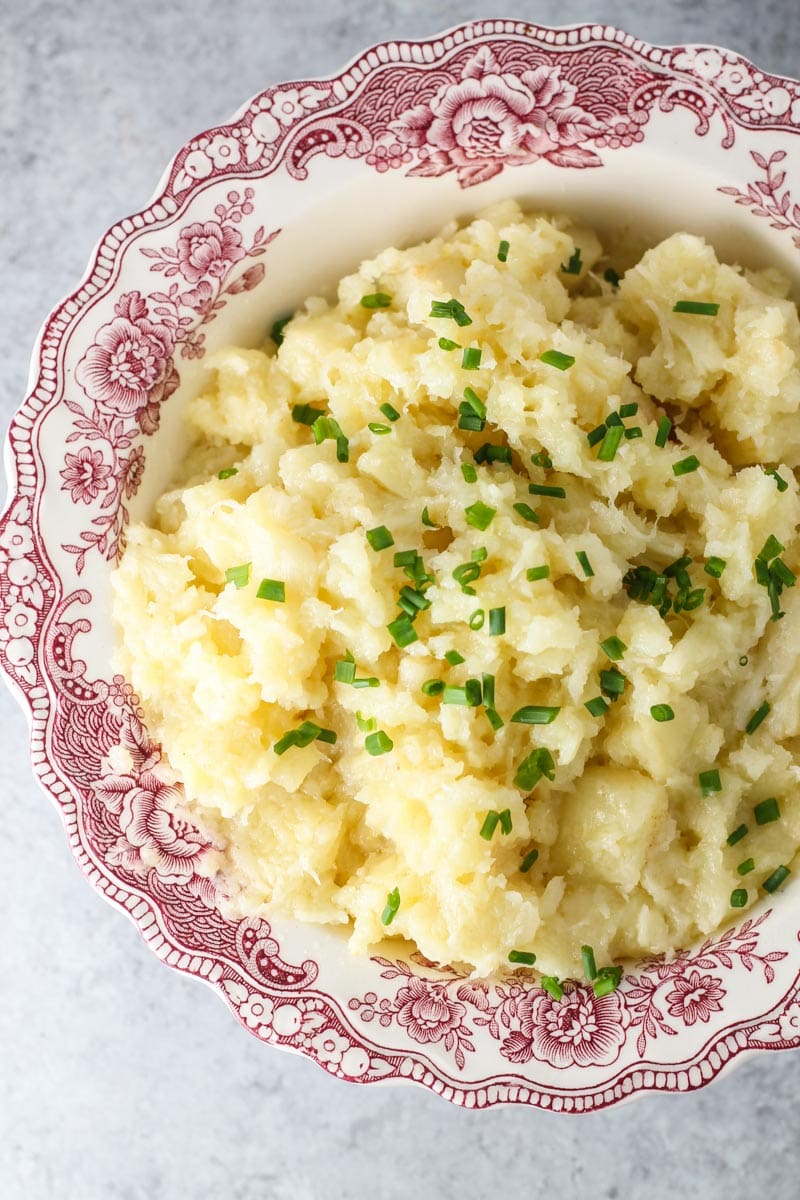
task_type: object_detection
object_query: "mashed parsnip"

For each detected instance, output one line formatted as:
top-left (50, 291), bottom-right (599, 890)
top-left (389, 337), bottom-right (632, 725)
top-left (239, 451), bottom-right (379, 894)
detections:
top-left (111, 201), bottom-right (800, 978)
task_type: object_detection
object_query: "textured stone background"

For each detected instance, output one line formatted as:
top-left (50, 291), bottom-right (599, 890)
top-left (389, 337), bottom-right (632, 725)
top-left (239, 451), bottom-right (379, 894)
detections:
top-left (2, 2), bottom-right (800, 1197)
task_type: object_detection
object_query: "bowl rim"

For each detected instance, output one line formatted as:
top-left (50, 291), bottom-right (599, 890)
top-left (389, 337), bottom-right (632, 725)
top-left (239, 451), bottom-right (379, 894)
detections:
top-left (5, 18), bottom-right (800, 1112)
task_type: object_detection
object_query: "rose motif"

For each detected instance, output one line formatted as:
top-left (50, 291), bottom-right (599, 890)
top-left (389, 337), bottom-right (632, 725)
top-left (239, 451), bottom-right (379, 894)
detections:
top-left (392, 46), bottom-right (602, 186)
top-left (100, 768), bottom-right (208, 882)
top-left (122, 446), bottom-right (146, 499)
top-left (60, 446), bottom-right (113, 503)
top-left (310, 1029), bottom-right (350, 1064)
top-left (240, 993), bottom-right (274, 1030)
top-left (394, 977), bottom-right (467, 1044)
top-left (175, 220), bottom-right (246, 284)
top-left (4, 602), bottom-right (37, 639)
top-left (501, 984), bottom-right (628, 1068)
top-left (76, 294), bottom-right (176, 417)
top-left (778, 1001), bottom-right (800, 1041)
top-left (666, 971), bottom-right (726, 1025)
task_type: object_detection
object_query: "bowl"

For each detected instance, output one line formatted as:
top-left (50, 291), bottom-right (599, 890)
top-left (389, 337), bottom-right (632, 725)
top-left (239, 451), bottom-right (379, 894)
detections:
top-left (4, 19), bottom-right (800, 1112)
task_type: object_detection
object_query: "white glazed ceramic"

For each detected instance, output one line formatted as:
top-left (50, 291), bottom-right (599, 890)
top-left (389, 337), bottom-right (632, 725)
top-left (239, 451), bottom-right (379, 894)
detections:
top-left (4, 20), bottom-right (800, 1112)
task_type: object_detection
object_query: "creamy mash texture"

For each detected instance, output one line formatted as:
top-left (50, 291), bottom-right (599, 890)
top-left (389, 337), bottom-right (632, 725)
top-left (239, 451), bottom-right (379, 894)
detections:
top-left (111, 201), bottom-right (800, 978)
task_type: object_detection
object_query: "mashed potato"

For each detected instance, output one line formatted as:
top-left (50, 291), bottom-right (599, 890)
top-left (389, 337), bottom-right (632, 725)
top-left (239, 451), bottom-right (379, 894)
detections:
top-left (111, 201), bottom-right (800, 978)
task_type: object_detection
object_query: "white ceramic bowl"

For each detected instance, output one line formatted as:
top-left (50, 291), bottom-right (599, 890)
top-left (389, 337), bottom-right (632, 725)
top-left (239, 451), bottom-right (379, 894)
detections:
top-left (4, 20), bottom-right (800, 1112)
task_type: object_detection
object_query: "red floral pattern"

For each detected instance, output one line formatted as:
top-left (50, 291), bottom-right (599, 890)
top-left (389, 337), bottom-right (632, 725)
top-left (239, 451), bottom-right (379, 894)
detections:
top-left (3, 23), bottom-right (800, 1112)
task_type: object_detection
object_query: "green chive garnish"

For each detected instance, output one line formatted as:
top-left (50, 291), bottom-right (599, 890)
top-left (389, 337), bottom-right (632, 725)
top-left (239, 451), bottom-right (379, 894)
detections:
top-left (218, 467), bottom-right (238, 479)
top-left (597, 424), bottom-right (624, 462)
top-left (520, 848), bottom-right (539, 873)
top-left (429, 298), bottom-right (472, 326)
top-left (292, 403), bottom-right (326, 425)
top-left (745, 701), bottom-right (771, 735)
top-left (763, 865), bottom-right (791, 893)
top-left (541, 977), bottom-right (563, 1001)
top-left (497, 240), bottom-right (510, 262)
top-left (727, 824), bottom-right (748, 847)
top-left (368, 422), bottom-right (391, 435)
top-left (513, 502), bottom-right (539, 525)
top-left (274, 720), bottom-right (336, 755)
top-left (387, 613), bottom-right (418, 648)
top-left (462, 387), bottom-right (487, 420)
top-left (738, 858), bottom-right (755, 876)
top-left (539, 349), bottom-right (575, 371)
top-left (510, 705), bottom-right (560, 725)
top-left (730, 888), bottom-right (748, 908)
top-left (461, 347), bottom-right (482, 370)
top-left (604, 267), bottom-right (620, 288)
top-left (356, 712), bottom-right (376, 733)
top-left (465, 501), bottom-right (496, 531)
top-left (624, 426), bottom-right (643, 440)
top-left (379, 402), bottom-right (400, 422)
top-left (755, 797), bottom-right (780, 825)
top-left (600, 668), bottom-right (626, 698)
top-left (421, 506), bottom-right (436, 527)
top-left (481, 672), bottom-right (495, 708)
top-left (655, 416), bottom-right (672, 448)
top-left (650, 704), bottom-right (674, 722)
top-left (480, 811), bottom-right (500, 840)
top-left (381, 886), bottom-right (400, 925)
top-left (445, 650), bottom-right (465, 666)
top-left (513, 747), bottom-right (556, 791)
top-left (489, 607), bottom-right (506, 636)
top-left (561, 247), bottom-right (582, 275)
top-left (765, 467), bottom-right (789, 492)
top-left (699, 768), bottom-right (721, 795)
top-left (461, 463), bottom-right (478, 484)
top-left (365, 730), bottom-right (393, 756)
top-left (528, 483), bottom-right (566, 499)
top-left (593, 968), bottom-right (623, 997)
top-left (585, 696), bottom-right (609, 717)
top-left (443, 680), bottom-right (482, 707)
top-left (225, 563), bottom-right (251, 589)
top-left (474, 443), bottom-right (512, 465)
top-left (484, 707), bottom-right (504, 732)
top-left (366, 525), bottom-right (394, 551)
top-left (256, 578), bottom-right (286, 603)
top-left (758, 535), bottom-right (785, 562)
top-left (526, 565), bottom-right (550, 582)
top-left (508, 950), bottom-right (536, 965)
top-left (422, 678), bottom-right (445, 697)
top-left (438, 336), bottom-right (460, 352)
top-left (576, 550), bottom-right (594, 578)
top-left (587, 424), bottom-right (606, 448)
top-left (673, 300), bottom-right (719, 316)
top-left (673, 455), bottom-right (700, 477)
top-left (499, 808), bottom-right (512, 835)
top-left (361, 292), bottom-right (392, 309)
top-left (599, 636), bottom-right (626, 661)
top-left (271, 315), bottom-right (291, 346)
top-left (705, 557), bottom-right (727, 578)
top-left (581, 945), bottom-right (597, 981)
top-left (468, 609), bottom-right (485, 631)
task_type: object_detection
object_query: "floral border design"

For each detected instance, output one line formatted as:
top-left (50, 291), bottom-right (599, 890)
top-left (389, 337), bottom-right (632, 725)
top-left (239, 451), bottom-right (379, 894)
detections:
top-left (3, 22), bottom-right (800, 1112)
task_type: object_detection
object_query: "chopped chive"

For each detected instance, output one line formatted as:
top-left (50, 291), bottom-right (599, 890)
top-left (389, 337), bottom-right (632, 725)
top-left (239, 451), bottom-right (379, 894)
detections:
top-left (480, 811), bottom-right (500, 840)
top-left (513, 747), bottom-right (555, 791)
top-left (510, 705), bottom-right (560, 725)
top-left (508, 950), bottom-right (536, 966)
top-left (730, 888), bottom-right (748, 908)
top-left (772, 559), bottom-right (797, 587)
top-left (394, 549), bottom-right (417, 567)
top-left (587, 424), bottom-right (606, 448)
top-left (763, 865), bottom-right (791, 893)
top-left (606, 412), bottom-right (623, 428)
top-left (361, 292), bottom-right (392, 309)
top-left (461, 347), bottom-right (482, 370)
top-left (705, 557), bottom-right (727, 578)
top-left (539, 349), bottom-right (575, 371)
top-left (758, 535), bottom-right (785, 562)
top-left (381, 886), bottom-right (400, 925)
top-left (462, 387), bottom-right (487, 419)
top-left (225, 563), bottom-right (251, 589)
top-left (465, 501), bottom-right (496, 531)
top-left (673, 300), bottom-right (719, 316)
top-left (619, 402), bottom-right (639, 418)
top-left (497, 240), bottom-right (510, 262)
top-left (597, 424), bottom-right (624, 462)
top-left (444, 650), bottom-right (465, 667)
top-left (271, 315), bottom-right (291, 346)
top-left (292, 403), bottom-right (326, 426)
top-left (461, 463), bottom-right (478, 484)
top-left (739, 656), bottom-right (749, 666)
top-left (387, 613), bottom-right (418, 648)
top-left (655, 416), bottom-right (672, 448)
top-left (738, 858), bottom-right (755, 876)
top-left (399, 585), bottom-right (431, 612)
top-left (599, 636), bottom-right (626, 661)
top-left (430, 297), bottom-right (472, 326)
top-left (365, 730), bottom-right (393, 756)
top-left (366, 525), bottom-right (394, 551)
top-left (650, 703), bottom-right (674, 722)
top-left (765, 467), bottom-right (789, 492)
top-left (576, 550), bottom-right (595, 578)
top-left (727, 824), bottom-right (748, 847)
top-left (520, 848), bottom-right (539, 873)
top-left (255, 578), bottom-right (286, 603)
top-left (499, 808), bottom-right (513, 835)
top-left (217, 467), bottom-right (238, 479)
top-left (368, 421), bottom-right (391, 435)
top-left (526, 565), bottom-right (550, 582)
top-left (438, 336), bottom-right (460, 352)
top-left (452, 562), bottom-right (480, 594)
top-left (356, 712), bottom-right (376, 733)
top-left (421, 506), bottom-right (436, 528)
top-left (481, 672), bottom-right (495, 709)
top-left (316, 727), bottom-right (337, 745)
top-left (593, 969), bottom-right (622, 997)
top-left (528, 483), bottom-right (566, 499)
top-left (274, 720), bottom-right (336, 755)
top-left (379, 402), bottom-right (401, 422)
top-left (489, 607), bottom-right (506, 636)
top-left (541, 977), bottom-right (563, 1001)
top-left (468, 609), bottom-right (485, 631)
top-left (530, 450), bottom-right (553, 469)
top-left (475, 443), bottom-right (512, 465)
top-left (443, 680), bottom-right (482, 707)
top-left (585, 696), bottom-right (609, 717)
top-left (513, 502), bottom-right (539, 525)
top-left (755, 797), bottom-right (780, 825)
top-left (352, 677), bottom-right (379, 689)
top-left (458, 414), bottom-right (485, 432)
top-left (484, 707), bottom-right (504, 732)
top-left (561, 247), bottom-right (582, 275)
top-left (673, 455), bottom-right (700, 477)
top-left (604, 267), bottom-right (620, 288)
top-left (600, 667), bottom-right (626, 698)
top-left (745, 701), bottom-right (771, 735)
top-left (624, 426), bottom-right (643, 440)
top-left (581, 945), bottom-right (598, 981)
top-left (421, 678), bottom-right (445, 697)
top-left (471, 546), bottom-right (486, 563)
top-left (699, 768), bottom-right (721, 795)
